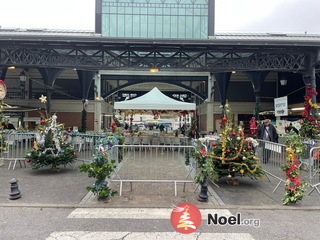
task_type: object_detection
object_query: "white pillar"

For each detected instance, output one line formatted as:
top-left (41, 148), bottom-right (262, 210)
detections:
top-left (94, 72), bottom-right (102, 132)
top-left (206, 73), bottom-right (215, 132)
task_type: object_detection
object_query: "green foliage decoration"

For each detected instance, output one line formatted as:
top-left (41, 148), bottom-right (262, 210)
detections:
top-left (299, 85), bottom-right (320, 139)
top-left (79, 137), bottom-right (118, 200)
top-left (281, 131), bottom-right (309, 205)
top-left (192, 141), bottom-right (216, 184)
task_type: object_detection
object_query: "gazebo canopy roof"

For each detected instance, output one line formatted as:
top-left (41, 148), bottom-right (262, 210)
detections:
top-left (114, 87), bottom-right (196, 111)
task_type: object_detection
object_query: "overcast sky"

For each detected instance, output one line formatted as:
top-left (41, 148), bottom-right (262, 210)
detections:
top-left (0, 0), bottom-right (319, 34)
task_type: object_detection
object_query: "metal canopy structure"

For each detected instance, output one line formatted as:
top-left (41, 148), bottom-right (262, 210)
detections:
top-left (0, 31), bottom-right (319, 72)
top-left (0, 30), bottom-right (319, 117)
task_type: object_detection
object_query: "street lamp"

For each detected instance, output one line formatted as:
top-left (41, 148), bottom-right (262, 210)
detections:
top-left (19, 71), bottom-right (27, 82)
top-left (19, 71), bottom-right (28, 98)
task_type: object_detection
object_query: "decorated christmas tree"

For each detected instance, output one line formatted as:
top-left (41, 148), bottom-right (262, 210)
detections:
top-left (208, 101), bottom-right (264, 184)
top-left (26, 95), bottom-right (77, 170)
top-left (193, 101), bottom-right (264, 197)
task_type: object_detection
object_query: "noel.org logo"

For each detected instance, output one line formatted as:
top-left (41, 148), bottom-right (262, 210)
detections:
top-left (170, 202), bottom-right (202, 234)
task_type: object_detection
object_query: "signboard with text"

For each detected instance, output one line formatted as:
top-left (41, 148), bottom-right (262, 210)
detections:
top-left (274, 96), bottom-right (288, 116)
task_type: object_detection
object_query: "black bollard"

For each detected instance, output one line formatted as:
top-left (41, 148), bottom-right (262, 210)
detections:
top-left (197, 179), bottom-right (208, 202)
top-left (9, 178), bottom-right (21, 200)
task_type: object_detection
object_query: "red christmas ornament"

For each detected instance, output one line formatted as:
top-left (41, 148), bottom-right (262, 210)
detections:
top-left (73, 152), bottom-right (77, 156)
top-left (231, 132), bottom-right (236, 136)
top-left (247, 146), bottom-right (251, 150)
top-left (221, 117), bottom-right (227, 125)
top-left (212, 142), bottom-right (217, 147)
top-left (40, 119), bottom-right (46, 125)
top-left (26, 159), bottom-right (31, 163)
top-left (67, 128), bottom-right (71, 133)
top-left (226, 149), bottom-right (231, 153)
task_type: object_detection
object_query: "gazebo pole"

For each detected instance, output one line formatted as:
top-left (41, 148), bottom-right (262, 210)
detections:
top-left (130, 113), bottom-right (133, 132)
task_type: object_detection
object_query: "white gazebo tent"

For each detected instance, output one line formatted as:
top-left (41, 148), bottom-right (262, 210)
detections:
top-left (114, 87), bottom-right (196, 111)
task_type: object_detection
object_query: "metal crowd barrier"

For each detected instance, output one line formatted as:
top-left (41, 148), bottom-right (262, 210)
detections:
top-left (256, 140), bottom-right (288, 192)
top-left (299, 139), bottom-right (319, 170)
top-left (307, 146), bottom-right (320, 195)
top-left (257, 139), bottom-right (320, 196)
top-left (0, 131), bottom-right (36, 170)
top-left (0, 131), bottom-right (109, 170)
top-left (65, 132), bottom-right (108, 168)
top-left (110, 145), bottom-right (196, 196)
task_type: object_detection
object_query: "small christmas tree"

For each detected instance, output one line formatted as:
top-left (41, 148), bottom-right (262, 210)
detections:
top-left (208, 101), bottom-right (264, 184)
top-left (26, 95), bottom-right (77, 170)
top-left (79, 138), bottom-right (118, 200)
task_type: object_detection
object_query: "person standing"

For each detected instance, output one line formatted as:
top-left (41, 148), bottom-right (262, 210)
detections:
top-left (181, 124), bottom-right (186, 135)
top-left (286, 123), bottom-right (299, 134)
top-left (159, 123), bottom-right (165, 133)
top-left (257, 119), bottom-right (278, 163)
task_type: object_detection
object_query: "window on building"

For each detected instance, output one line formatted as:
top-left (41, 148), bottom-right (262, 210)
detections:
top-left (101, 0), bottom-right (208, 39)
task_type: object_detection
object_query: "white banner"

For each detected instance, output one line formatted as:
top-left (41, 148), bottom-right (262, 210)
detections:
top-left (274, 96), bottom-right (288, 116)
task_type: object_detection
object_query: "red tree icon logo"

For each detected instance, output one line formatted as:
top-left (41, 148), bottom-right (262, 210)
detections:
top-left (170, 202), bottom-right (202, 234)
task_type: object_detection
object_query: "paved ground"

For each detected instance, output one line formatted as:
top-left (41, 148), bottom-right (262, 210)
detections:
top-left (1, 157), bottom-right (320, 210)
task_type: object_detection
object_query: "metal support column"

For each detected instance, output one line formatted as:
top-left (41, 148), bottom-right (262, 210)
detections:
top-left (38, 68), bottom-right (63, 117)
top-left (244, 71), bottom-right (269, 120)
top-left (213, 72), bottom-right (231, 115)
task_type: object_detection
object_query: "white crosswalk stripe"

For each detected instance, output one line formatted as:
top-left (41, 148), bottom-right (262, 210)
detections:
top-left (67, 208), bottom-right (232, 219)
top-left (46, 208), bottom-right (256, 240)
top-left (47, 231), bottom-right (255, 240)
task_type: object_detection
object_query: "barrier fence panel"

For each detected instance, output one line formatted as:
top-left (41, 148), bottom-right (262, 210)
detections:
top-left (0, 131), bottom-right (108, 170)
top-left (256, 140), bottom-right (288, 192)
top-left (110, 145), bottom-right (196, 196)
top-left (299, 139), bottom-right (319, 170)
top-left (307, 147), bottom-right (320, 195)
top-left (66, 132), bottom-right (107, 168)
top-left (257, 139), bottom-right (320, 195)
top-left (0, 131), bottom-right (36, 170)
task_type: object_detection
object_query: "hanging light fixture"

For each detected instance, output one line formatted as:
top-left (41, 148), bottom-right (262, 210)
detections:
top-left (150, 67), bottom-right (159, 73)
top-left (19, 71), bottom-right (27, 82)
top-left (150, 63), bottom-right (159, 73)
top-left (280, 79), bottom-right (287, 86)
